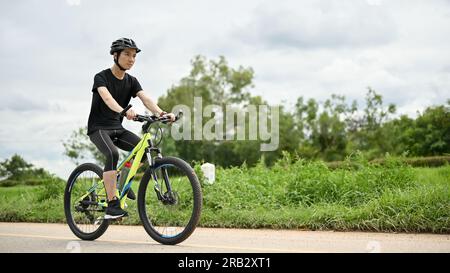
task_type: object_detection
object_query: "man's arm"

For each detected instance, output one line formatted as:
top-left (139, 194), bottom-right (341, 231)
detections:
top-left (97, 87), bottom-right (135, 119)
top-left (136, 90), bottom-right (164, 115)
top-left (137, 91), bottom-right (175, 121)
top-left (98, 87), bottom-right (124, 112)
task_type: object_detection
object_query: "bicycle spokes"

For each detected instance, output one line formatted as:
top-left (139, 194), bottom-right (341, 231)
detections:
top-left (70, 170), bottom-right (106, 231)
top-left (143, 164), bottom-right (195, 238)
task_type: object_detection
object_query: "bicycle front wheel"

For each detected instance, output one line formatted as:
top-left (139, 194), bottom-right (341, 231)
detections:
top-left (64, 163), bottom-right (109, 241)
top-left (138, 156), bottom-right (202, 245)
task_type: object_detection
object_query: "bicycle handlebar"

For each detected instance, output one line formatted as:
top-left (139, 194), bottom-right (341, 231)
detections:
top-left (134, 112), bottom-right (183, 124)
top-left (121, 104), bottom-right (183, 125)
top-left (120, 104), bottom-right (133, 117)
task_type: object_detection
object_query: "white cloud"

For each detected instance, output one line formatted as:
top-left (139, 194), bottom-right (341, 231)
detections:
top-left (66, 0), bottom-right (81, 6)
top-left (234, 0), bottom-right (397, 49)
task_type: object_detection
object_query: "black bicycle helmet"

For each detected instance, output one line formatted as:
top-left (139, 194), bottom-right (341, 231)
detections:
top-left (110, 38), bottom-right (141, 55)
top-left (110, 38), bottom-right (141, 71)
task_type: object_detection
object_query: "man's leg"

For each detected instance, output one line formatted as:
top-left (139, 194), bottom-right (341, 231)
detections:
top-left (103, 170), bottom-right (118, 201)
top-left (89, 130), bottom-right (127, 219)
top-left (89, 130), bottom-right (120, 200)
top-left (115, 129), bottom-right (143, 158)
top-left (115, 129), bottom-right (144, 200)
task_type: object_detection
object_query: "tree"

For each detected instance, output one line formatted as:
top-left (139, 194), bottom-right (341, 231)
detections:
top-left (294, 95), bottom-right (354, 161)
top-left (0, 154), bottom-right (33, 179)
top-left (404, 103), bottom-right (450, 156)
top-left (0, 154), bottom-right (52, 181)
top-left (158, 55), bottom-right (269, 167)
top-left (294, 97), bottom-right (320, 159)
top-left (263, 105), bottom-right (301, 165)
top-left (348, 88), bottom-right (396, 159)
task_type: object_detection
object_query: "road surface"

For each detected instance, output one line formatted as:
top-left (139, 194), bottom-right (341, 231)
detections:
top-left (0, 222), bottom-right (449, 253)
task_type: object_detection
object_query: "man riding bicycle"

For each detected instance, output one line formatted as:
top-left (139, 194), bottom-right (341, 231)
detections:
top-left (87, 38), bottom-right (175, 220)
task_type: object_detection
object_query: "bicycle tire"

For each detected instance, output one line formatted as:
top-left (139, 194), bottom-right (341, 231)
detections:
top-left (64, 163), bottom-right (110, 241)
top-left (137, 156), bottom-right (202, 245)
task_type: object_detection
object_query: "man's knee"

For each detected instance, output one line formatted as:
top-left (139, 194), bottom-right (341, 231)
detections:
top-left (104, 150), bottom-right (120, 172)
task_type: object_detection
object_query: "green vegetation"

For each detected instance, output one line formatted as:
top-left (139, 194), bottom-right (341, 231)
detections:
top-left (1, 154), bottom-right (448, 233)
top-left (198, 153), bottom-right (449, 233)
top-left (0, 154), bottom-right (58, 187)
top-left (326, 155), bottom-right (450, 169)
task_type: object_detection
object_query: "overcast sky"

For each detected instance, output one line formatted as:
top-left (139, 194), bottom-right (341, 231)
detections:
top-left (1, 0), bottom-right (449, 178)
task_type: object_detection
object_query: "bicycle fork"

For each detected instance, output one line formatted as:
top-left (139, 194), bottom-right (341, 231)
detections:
top-left (152, 166), bottom-right (176, 204)
top-left (147, 145), bottom-right (176, 205)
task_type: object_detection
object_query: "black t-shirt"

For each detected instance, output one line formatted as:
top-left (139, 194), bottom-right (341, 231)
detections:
top-left (87, 69), bottom-right (142, 135)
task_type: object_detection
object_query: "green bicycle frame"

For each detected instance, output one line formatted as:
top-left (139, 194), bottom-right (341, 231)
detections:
top-left (77, 131), bottom-right (153, 210)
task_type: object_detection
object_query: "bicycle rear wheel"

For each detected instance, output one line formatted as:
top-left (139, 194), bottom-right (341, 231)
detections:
top-left (64, 163), bottom-right (109, 240)
top-left (138, 156), bottom-right (202, 245)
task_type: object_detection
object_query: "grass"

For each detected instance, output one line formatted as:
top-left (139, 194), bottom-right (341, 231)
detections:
top-left (0, 154), bottom-right (448, 233)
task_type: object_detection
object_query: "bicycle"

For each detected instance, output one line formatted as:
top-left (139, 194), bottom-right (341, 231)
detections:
top-left (64, 105), bottom-right (202, 245)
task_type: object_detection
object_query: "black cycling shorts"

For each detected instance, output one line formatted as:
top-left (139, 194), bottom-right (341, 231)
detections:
top-left (89, 128), bottom-right (144, 172)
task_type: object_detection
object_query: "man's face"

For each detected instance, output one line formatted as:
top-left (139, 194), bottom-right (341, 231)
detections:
top-left (115, 48), bottom-right (137, 70)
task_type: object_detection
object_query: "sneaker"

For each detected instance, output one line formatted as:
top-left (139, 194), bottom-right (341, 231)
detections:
top-left (127, 189), bottom-right (136, 200)
top-left (105, 198), bottom-right (128, 220)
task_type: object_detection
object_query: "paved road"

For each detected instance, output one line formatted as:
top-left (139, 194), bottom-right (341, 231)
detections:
top-left (0, 222), bottom-right (449, 253)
